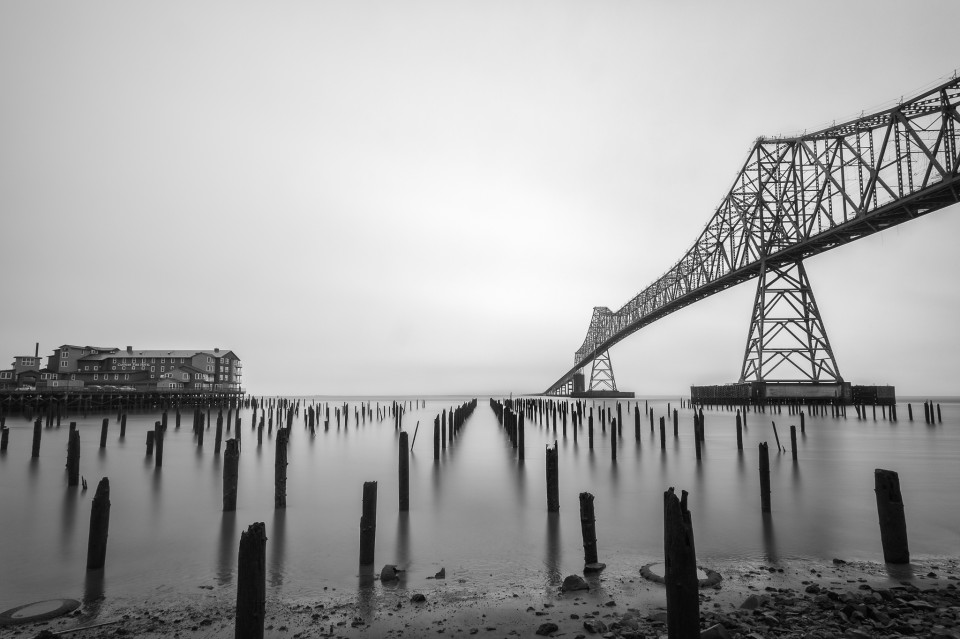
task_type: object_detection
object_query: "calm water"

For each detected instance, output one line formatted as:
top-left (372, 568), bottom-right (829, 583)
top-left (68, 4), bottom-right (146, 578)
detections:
top-left (0, 396), bottom-right (957, 611)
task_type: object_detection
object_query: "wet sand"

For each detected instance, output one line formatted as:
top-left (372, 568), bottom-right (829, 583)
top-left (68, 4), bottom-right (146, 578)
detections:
top-left (7, 555), bottom-right (959, 638)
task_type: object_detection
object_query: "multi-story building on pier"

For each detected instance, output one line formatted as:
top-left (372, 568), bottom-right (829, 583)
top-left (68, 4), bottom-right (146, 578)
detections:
top-left (0, 344), bottom-right (242, 392)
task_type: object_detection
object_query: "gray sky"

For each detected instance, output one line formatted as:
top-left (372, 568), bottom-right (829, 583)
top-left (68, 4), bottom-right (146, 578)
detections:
top-left (1, 1), bottom-right (958, 397)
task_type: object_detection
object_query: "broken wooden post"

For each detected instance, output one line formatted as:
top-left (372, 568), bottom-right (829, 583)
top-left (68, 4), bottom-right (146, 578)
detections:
top-left (634, 405), bottom-right (640, 441)
top-left (771, 421), bottom-right (783, 452)
top-left (433, 417), bottom-right (440, 460)
top-left (759, 442), bottom-right (771, 513)
top-left (146, 431), bottom-right (155, 456)
top-left (546, 442), bottom-right (559, 512)
top-left (31, 417), bottom-right (41, 458)
top-left (789, 425), bottom-right (797, 461)
top-left (275, 428), bottom-right (288, 508)
top-left (588, 414), bottom-right (594, 450)
top-left (518, 411), bottom-right (525, 461)
top-left (98, 418), bottom-right (108, 449)
top-left (223, 439), bottom-right (239, 511)
top-left (663, 487), bottom-right (699, 639)
top-left (579, 492), bottom-right (605, 571)
top-left (236, 521), bottom-right (266, 639)
top-left (874, 469), bottom-right (909, 564)
top-left (0, 426), bottom-right (8, 452)
top-left (215, 413), bottom-right (224, 455)
top-left (67, 429), bottom-right (81, 486)
top-left (399, 432), bottom-right (409, 512)
top-left (154, 422), bottom-right (164, 468)
top-left (359, 481), bottom-right (378, 568)
top-left (659, 418), bottom-right (666, 450)
top-left (907, 403), bottom-right (913, 421)
top-left (800, 411), bottom-right (805, 434)
top-left (86, 478), bottom-right (110, 570)
top-left (611, 420), bottom-right (617, 461)
top-left (673, 408), bottom-right (678, 437)
top-left (736, 410), bottom-right (743, 451)
top-left (120, 414), bottom-right (127, 438)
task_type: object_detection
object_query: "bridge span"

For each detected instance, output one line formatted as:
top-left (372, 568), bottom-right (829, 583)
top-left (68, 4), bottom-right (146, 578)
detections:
top-left (546, 75), bottom-right (960, 398)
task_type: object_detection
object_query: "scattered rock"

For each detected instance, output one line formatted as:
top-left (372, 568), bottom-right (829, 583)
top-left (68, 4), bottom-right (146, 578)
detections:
top-left (411, 593), bottom-right (426, 603)
top-left (740, 594), bottom-right (761, 610)
top-left (582, 619), bottom-right (607, 634)
top-left (561, 574), bottom-right (590, 592)
top-left (700, 623), bottom-right (732, 639)
top-left (380, 564), bottom-right (401, 582)
top-left (535, 622), bottom-right (559, 635)
top-left (435, 567), bottom-right (446, 579)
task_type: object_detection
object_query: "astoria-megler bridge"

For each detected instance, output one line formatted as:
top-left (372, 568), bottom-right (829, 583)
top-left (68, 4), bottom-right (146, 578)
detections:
top-left (546, 75), bottom-right (960, 399)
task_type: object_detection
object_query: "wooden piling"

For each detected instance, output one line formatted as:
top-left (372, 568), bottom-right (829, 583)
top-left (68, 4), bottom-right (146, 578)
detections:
top-left (759, 442), bottom-right (771, 513)
top-left (120, 414), bottom-right (127, 438)
top-left (86, 478), bottom-right (111, 570)
top-left (663, 487), bottom-right (699, 639)
top-left (579, 492), bottom-right (604, 570)
top-left (0, 426), bottom-right (7, 452)
top-left (359, 481), bottom-right (378, 567)
top-left (146, 431), bottom-right (155, 456)
top-left (545, 442), bottom-right (559, 512)
top-left (611, 420), bottom-right (617, 461)
top-left (659, 418), bottom-right (665, 450)
top-left (874, 469), bottom-right (909, 564)
top-left (937, 403), bottom-right (942, 423)
top-left (31, 418), bottom-right (41, 458)
top-left (215, 413), bottom-right (224, 454)
top-left (736, 411), bottom-right (743, 451)
top-left (789, 425), bottom-right (797, 461)
top-left (399, 432), bottom-right (409, 511)
top-left (634, 405), bottom-right (640, 441)
top-left (907, 403), bottom-right (913, 421)
top-left (236, 521), bottom-right (266, 639)
top-left (154, 422), bottom-right (164, 467)
top-left (275, 428), bottom-right (288, 508)
top-left (67, 429), bottom-right (80, 486)
top-left (433, 417), bottom-right (440, 460)
top-left (771, 421), bottom-right (783, 452)
top-left (588, 415), bottom-right (594, 450)
top-left (223, 439), bottom-right (239, 511)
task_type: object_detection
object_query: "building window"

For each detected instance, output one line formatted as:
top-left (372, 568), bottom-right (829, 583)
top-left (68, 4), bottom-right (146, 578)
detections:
top-left (94, 374), bottom-right (98, 380)
top-left (161, 358), bottom-right (165, 364)
top-left (151, 366), bottom-right (155, 372)
top-left (160, 366), bottom-right (165, 372)
top-left (71, 374), bottom-right (75, 380)
top-left (124, 374), bottom-right (129, 380)
top-left (60, 361), bottom-right (67, 367)
top-left (61, 351), bottom-right (67, 359)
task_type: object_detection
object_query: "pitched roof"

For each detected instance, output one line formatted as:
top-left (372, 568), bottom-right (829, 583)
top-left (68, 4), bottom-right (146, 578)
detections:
top-left (80, 349), bottom-right (238, 361)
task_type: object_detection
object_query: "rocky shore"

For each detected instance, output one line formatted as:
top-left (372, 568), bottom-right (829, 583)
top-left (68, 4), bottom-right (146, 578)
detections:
top-left (5, 556), bottom-right (958, 639)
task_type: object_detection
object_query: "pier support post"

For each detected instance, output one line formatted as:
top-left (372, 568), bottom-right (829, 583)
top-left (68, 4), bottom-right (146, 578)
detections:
top-left (275, 428), bottom-right (288, 508)
top-left (86, 478), bottom-right (111, 570)
top-left (399, 432), bottom-right (409, 511)
top-left (759, 442), bottom-right (771, 513)
top-left (31, 418), bottom-right (41, 458)
top-left (874, 469), bottom-right (909, 564)
top-left (67, 429), bottom-right (81, 486)
top-left (736, 411), bottom-right (743, 451)
top-left (223, 439), bottom-right (239, 511)
top-left (146, 431), bottom-right (155, 456)
top-left (0, 426), bottom-right (8, 452)
top-left (790, 425), bottom-right (797, 461)
top-left (154, 422), bottom-right (164, 468)
top-left (359, 481), bottom-right (378, 568)
top-left (579, 492), bottom-right (605, 571)
top-left (236, 522), bottom-right (266, 639)
top-left (664, 487), bottom-right (699, 639)
top-left (546, 442), bottom-right (559, 512)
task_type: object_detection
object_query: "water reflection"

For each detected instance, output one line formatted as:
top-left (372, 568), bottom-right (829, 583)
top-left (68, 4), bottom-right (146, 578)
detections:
top-left (217, 512), bottom-right (236, 586)
top-left (544, 513), bottom-right (561, 588)
top-left (60, 486), bottom-right (78, 558)
top-left (395, 512), bottom-right (410, 569)
top-left (270, 509), bottom-right (286, 588)
top-left (761, 512), bottom-right (778, 563)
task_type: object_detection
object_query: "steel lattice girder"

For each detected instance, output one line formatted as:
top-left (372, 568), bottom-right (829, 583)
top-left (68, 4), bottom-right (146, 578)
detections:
top-left (547, 76), bottom-right (960, 394)
top-left (739, 260), bottom-right (840, 384)
top-left (589, 350), bottom-right (617, 391)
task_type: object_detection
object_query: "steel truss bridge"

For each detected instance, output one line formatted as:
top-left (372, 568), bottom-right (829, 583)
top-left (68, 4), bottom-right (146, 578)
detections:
top-left (546, 76), bottom-right (960, 396)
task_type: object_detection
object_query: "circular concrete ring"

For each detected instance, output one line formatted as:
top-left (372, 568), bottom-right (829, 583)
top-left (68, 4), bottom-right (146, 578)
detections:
top-left (0, 599), bottom-right (80, 626)
top-left (640, 562), bottom-right (722, 589)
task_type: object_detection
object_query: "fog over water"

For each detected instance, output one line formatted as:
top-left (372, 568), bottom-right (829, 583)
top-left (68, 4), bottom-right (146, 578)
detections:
top-left (0, 397), bottom-right (957, 611)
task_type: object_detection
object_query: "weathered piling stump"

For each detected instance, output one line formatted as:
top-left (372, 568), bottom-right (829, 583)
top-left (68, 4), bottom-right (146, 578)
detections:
top-left (359, 481), bottom-right (378, 568)
top-left (579, 492), bottom-right (605, 571)
top-left (759, 442), bottom-right (771, 513)
top-left (98, 418), bottom-right (109, 449)
top-left (433, 417), bottom-right (440, 460)
top-left (907, 403), bottom-right (913, 421)
top-left (86, 478), bottom-right (111, 570)
top-left (659, 418), bottom-right (665, 450)
top-left (223, 439), bottom-right (240, 511)
top-left (634, 405), bottom-right (641, 441)
top-left (937, 403), bottom-right (942, 423)
top-left (146, 431), bottom-right (155, 456)
top-left (120, 414), bottom-right (127, 438)
top-left (518, 411), bottom-right (525, 460)
top-left (67, 429), bottom-right (81, 486)
top-left (736, 411), bottom-right (743, 451)
top-left (154, 422), bottom-right (164, 467)
top-left (0, 426), bottom-right (8, 452)
top-left (588, 415), bottom-right (594, 450)
top-left (800, 411), bottom-right (805, 434)
top-left (546, 442), bottom-right (559, 512)
top-left (399, 432), bottom-right (409, 512)
top-left (215, 414), bottom-right (224, 454)
top-left (611, 420), bottom-right (617, 461)
top-left (31, 418), bottom-right (42, 458)
top-left (236, 521), bottom-right (266, 639)
top-left (789, 425), bottom-right (797, 461)
top-left (874, 469), bottom-right (909, 564)
top-left (275, 428), bottom-right (288, 508)
top-left (663, 487), bottom-right (699, 639)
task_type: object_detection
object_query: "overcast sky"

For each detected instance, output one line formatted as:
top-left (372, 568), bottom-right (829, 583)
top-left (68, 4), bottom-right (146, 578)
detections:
top-left (1, 1), bottom-right (958, 397)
